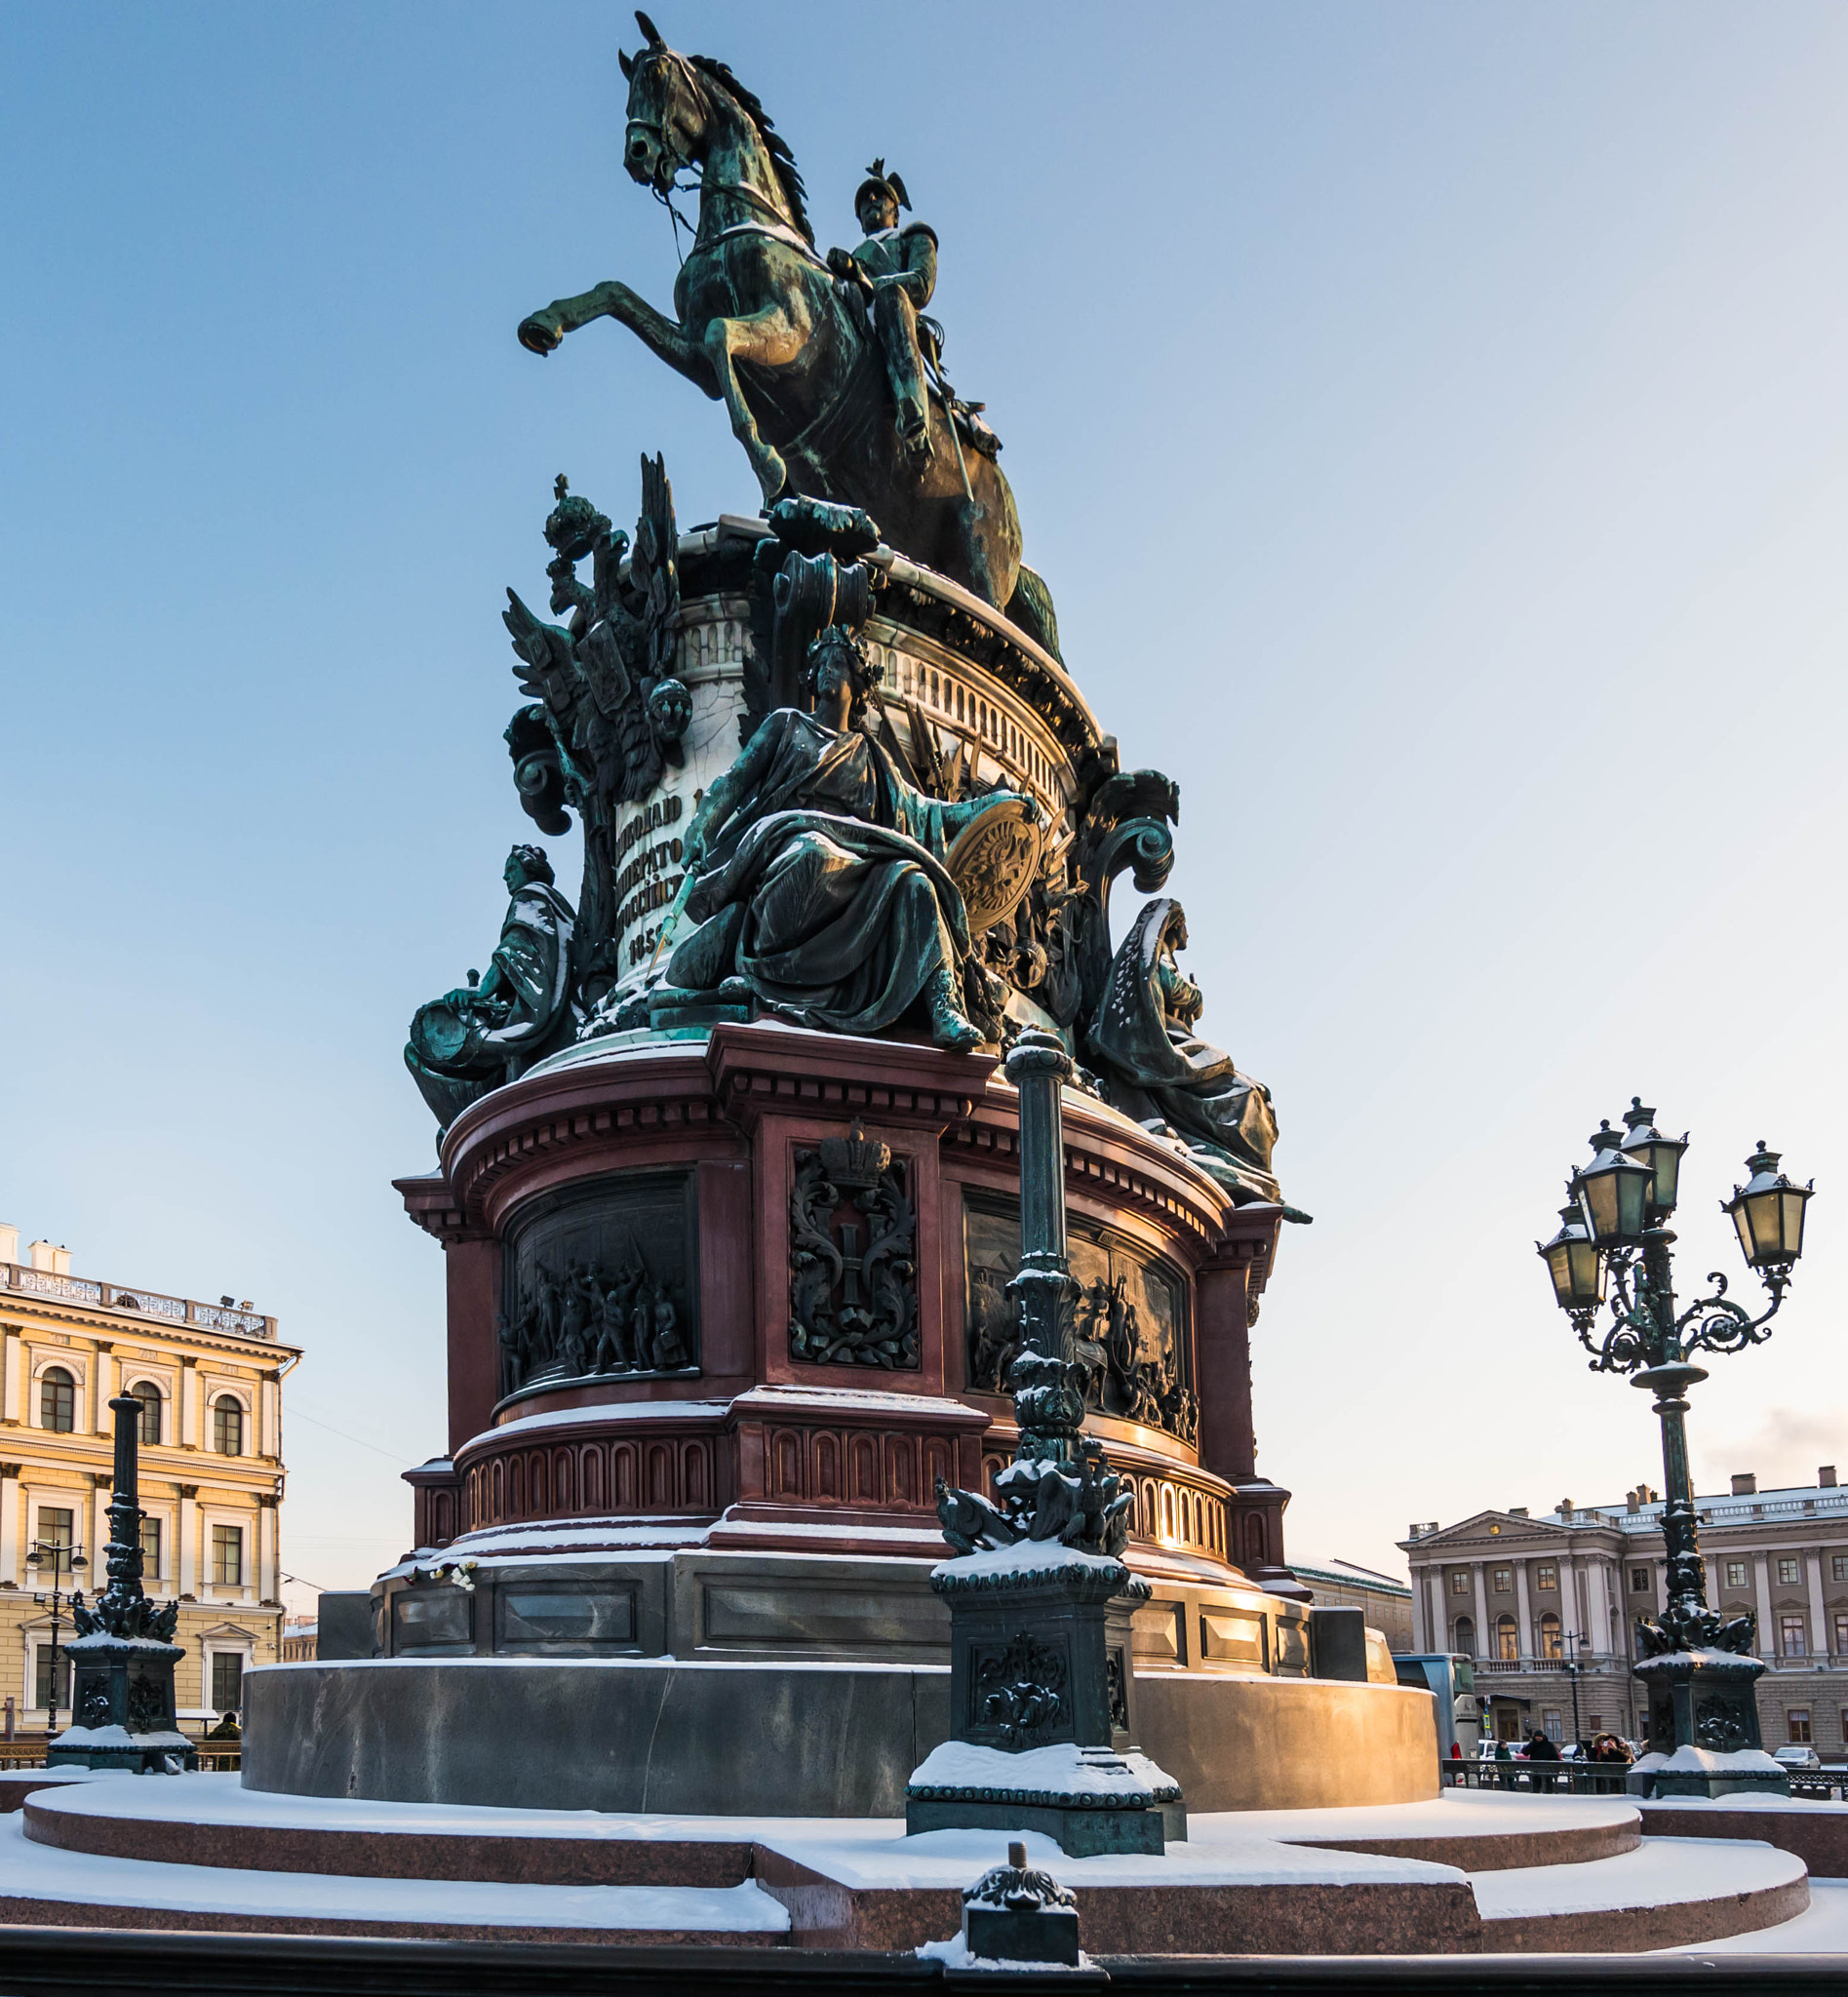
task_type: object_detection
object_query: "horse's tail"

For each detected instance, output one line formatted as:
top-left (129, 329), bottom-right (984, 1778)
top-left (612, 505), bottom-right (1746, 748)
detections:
top-left (1004, 564), bottom-right (1063, 663)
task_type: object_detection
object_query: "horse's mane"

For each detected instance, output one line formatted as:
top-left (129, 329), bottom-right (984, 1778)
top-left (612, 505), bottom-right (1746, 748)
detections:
top-left (688, 53), bottom-right (812, 246)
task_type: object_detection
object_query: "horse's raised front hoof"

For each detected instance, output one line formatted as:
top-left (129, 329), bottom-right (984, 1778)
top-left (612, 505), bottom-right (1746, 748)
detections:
top-left (517, 313), bottom-right (565, 356)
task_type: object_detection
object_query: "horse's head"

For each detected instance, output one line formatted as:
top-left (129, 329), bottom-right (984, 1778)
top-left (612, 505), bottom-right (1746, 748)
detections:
top-left (618, 12), bottom-right (708, 191)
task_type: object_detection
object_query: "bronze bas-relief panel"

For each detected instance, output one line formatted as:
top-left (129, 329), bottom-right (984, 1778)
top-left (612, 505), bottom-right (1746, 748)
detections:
top-left (963, 1193), bottom-right (1197, 1444)
top-left (501, 1168), bottom-right (699, 1398)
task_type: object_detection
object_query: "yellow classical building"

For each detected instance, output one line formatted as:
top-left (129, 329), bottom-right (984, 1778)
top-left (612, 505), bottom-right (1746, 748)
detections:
top-left (0, 1229), bottom-right (299, 1738)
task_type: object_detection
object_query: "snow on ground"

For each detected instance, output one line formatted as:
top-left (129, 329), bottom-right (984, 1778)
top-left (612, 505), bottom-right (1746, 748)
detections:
top-left (26, 1774), bottom-right (890, 1842)
top-left (0, 1815), bottom-right (788, 1930)
top-left (1661, 1878), bottom-right (1848, 1954)
top-left (1202, 1788), bottom-right (1639, 1845)
top-left (752, 1821), bottom-right (1465, 1892)
top-left (1470, 1836), bottom-right (1805, 1920)
top-left (1637, 1791), bottom-right (1848, 1816)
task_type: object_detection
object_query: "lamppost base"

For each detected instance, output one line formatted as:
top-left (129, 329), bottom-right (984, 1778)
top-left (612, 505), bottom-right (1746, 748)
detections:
top-left (1626, 1648), bottom-right (1789, 1800)
top-left (904, 1547), bottom-right (1185, 1857)
top-left (47, 1633), bottom-right (197, 1774)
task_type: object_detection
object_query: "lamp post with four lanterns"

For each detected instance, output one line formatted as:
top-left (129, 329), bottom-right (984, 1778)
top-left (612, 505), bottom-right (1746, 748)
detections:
top-left (1538, 1099), bottom-right (1814, 1797)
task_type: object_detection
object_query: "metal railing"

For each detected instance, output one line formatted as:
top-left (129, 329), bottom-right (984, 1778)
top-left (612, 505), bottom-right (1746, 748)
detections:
top-left (1442, 1757), bottom-right (1633, 1795)
top-left (0, 1261), bottom-right (274, 1340)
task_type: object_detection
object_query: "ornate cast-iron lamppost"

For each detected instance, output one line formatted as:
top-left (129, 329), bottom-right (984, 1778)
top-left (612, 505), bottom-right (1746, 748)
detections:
top-left (25, 1538), bottom-right (87, 1737)
top-left (1538, 1100), bottom-right (1814, 1799)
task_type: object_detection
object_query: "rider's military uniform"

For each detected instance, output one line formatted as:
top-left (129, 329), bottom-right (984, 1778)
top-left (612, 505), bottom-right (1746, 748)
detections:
top-left (839, 164), bottom-right (939, 462)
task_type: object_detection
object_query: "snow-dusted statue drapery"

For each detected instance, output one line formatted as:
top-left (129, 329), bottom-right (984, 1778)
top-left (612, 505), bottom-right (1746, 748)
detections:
top-left (1089, 897), bottom-right (1279, 1202)
top-left (663, 634), bottom-right (1028, 1048)
top-left (405, 845), bottom-right (577, 1132)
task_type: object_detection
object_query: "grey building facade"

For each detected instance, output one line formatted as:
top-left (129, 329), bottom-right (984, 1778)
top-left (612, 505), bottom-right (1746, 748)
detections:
top-left (1401, 1468), bottom-right (1848, 1753)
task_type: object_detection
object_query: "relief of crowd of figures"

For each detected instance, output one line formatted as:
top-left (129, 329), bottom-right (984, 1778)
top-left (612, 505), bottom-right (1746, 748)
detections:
top-left (497, 1174), bottom-right (700, 1399)
top-left (497, 1258), bottom-right (692, 1397)
top-left (964, 1203), bottom-right (1199, 1447)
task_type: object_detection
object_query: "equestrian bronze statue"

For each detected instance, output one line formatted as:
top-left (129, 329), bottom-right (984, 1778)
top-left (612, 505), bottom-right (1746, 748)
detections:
top-left (517, 12), bottom-right (1059, 656)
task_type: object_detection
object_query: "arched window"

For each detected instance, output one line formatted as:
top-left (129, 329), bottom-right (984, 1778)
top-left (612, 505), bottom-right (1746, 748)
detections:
top-left (1539, 1612), bottom-right (1562, 1660)
top-left (212, 1395), bottom-right (244, 1457)
top-left (1452, 1616), bottom-right (1475, 1658)
top-left (130, 1380), bottom-right (163, 1447)
top-left (1497, 1613), bottom-right (1519, 1662)
top-left (39, 1367), bottom-right (74, 1433)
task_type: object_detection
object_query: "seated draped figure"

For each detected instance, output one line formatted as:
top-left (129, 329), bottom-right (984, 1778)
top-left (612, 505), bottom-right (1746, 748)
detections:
top-left (659, 628), bottom-right (1038, 1051)
top-left (1089, 896), bottom-right (1280, 1204)
top-left (404, 844), bottom-right (578, 1131)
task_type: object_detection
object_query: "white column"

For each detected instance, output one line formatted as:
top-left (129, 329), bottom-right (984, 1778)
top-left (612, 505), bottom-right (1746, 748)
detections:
top-left (0, 1468), bottom-right (19, 1584)
top-left (92, 1343), bottom-right (114, 1432)
top-left (1753, 1554), bottom-right (1775, 1653)
top-left (1, 1331), bottom-right (19, 1424)
top-left (1430, 1574), bottom-right (1446, 1652)
top-left (1408, 1563), bottom-right (1427, 1650)
top-left (1588, 1556), bottom-right (1614, 1656)
top-left (258, 1501), bottom-right (277, 1601)
top-left (1472, 1562), bottom-right (1490, 1658)
top-left (260, 1376), bottom-right (278, 1459)
top-left (91, 1480), bottom-right (110, 1575)
top-left (1807, 1552), bottom-right (1828, 1659)
top-left (1515, 1563), bottom-right (1535, 1661)
top-left (180, 1361), bottom-right (198, 1448)
top-left (177, 1488), bottom-right (197, 1597)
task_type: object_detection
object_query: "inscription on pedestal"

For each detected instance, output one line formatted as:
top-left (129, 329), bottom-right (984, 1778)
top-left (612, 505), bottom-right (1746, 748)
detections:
top-left (500, 1170), bottom-right (700, 1399)
top-left (963, 1194), bottom-right (1196, 1443)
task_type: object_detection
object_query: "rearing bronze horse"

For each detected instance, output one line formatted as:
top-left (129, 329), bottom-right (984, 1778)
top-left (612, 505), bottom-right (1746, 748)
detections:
top-left (518, 14), bottom-right (1057, 649)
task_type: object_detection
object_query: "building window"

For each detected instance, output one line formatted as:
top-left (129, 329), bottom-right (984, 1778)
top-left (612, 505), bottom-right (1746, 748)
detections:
top-left (36, 1506), bottom-right (74, 1552)
top-left (1542, 1708), bottom-right (1563, 1742)
top-left (1497, 1614), bottom-right (1518, 1662)
top-left (1453, 1617), bottom-right (1475, 1657)
top-left (1631, 1568), bottom-right (1651, 1593)
top-left (130, 1380), bottom-right (163, 1446)
top-left (1779, 1615), bottom-right (1808, 1657)
top-left (209, 1652), bottom-right (244, 1715)
top-left (1450, 1572), bottom-right (1469, 1595)
top-left (1788, 1708), bottom-right (1813, 1743)
top-left (211, 1524), bottom-right (243, 1586)
top-left (139, 1516), bottom-right (161, 1578)
top-left (1834, 1614), bottom-right (1848, 1658)
top-left (1492, 1567), bottom-right (1512, 1593)
top-left (1778, 1558), bottom-right (1802, 1586)
top-left (1535, 1565), bottom-right (1557, 1590)
top-left (38, 1367), bottom-right (75, 1433)
top-left (1725, 1560), bottom-right (1749, 1588)
top-left (33, 1647), bottom-right (70, 1712)
top-left (1833, 1555), bottom-right (1848, 1584)
top-left (212, 1396), bottom-right (244, 1457)
top-left (1539, 1613), bottom-right (1562, 1660)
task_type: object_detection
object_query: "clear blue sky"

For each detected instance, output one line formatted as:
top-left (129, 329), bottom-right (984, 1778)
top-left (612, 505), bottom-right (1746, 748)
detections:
top-left (4, 4), bottom-right (1846, 1607)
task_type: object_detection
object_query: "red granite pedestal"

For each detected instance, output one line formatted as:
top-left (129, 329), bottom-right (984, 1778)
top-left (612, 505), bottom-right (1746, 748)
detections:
top-left (253, 1020), bottom-right (1433, 1818)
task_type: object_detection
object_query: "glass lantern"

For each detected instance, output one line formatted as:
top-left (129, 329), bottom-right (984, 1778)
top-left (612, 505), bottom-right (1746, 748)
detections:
top-left (1539, 1200), bottom-right (1605, 1313)
top-left (1619, 1097), bottom-right (1688, 1217)
top-left (1723, 1143), bottom-right (1814, 1270)
top-left (1572, 1120), bottom-right (1655, 1245)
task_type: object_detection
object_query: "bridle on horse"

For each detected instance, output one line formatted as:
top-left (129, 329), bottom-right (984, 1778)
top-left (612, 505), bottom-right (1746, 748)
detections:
top-left (626, 46), bottom-right (822, 273)
top-left (625, 47), bottom-right (707, 260)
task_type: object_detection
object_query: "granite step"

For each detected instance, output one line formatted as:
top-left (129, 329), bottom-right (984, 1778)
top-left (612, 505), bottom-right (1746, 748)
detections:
top-left (0, 1814), bottom-right (788, 1946)
top-left (1473, 1834), bottom-right (1810, 1953)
